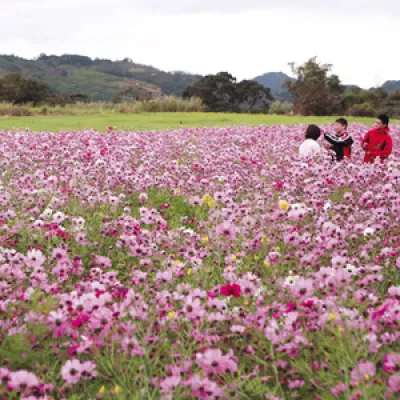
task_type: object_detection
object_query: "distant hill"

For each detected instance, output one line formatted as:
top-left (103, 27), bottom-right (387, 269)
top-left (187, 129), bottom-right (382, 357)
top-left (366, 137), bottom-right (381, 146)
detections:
top-left (382, 80), bottom-right (400, 93)
top-left (252, 72), bottom-right (294, 101)
top-left (0, 54), bottom-right (202, 101)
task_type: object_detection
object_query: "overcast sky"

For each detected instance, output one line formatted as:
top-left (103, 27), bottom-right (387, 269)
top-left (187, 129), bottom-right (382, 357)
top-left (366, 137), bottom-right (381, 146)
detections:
top-left (1, 0), bottom-right (400, 87)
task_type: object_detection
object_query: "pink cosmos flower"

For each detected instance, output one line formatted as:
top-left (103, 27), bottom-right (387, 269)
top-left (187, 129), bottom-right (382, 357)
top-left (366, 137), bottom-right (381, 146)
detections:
top-left (138, 192), bottom-right (148, 203)
top-left (388, 374), bottom-right (400, 393)
top-left (61, 359), bottom-right (84, 384)
top-left (350, 361), bottom-right (376, 386)
top-left (383, 353), bottom-right (400, 373)
top-left (160, 375), bottom-right (181, 394)
top-left (331, 382), bottom-right (347, 396)
top-left (230, 325), bottom-right (245, 333)
top-left (25, 249), bottom-right (46, 268)
top-left (9, 370), bottom-right (40, 391)
top-left (196, 348), bottom-right (238, 375)
top-left (184, 373), bottom-right (224, 399)
top-left (94, 255), bottom-right (112, 269)
top-left (80, 361), bottom-right (98, 381)
top-left (287, 379), bottom-right (305, 389)
top-left (216, 221), bottom-right (236, 240)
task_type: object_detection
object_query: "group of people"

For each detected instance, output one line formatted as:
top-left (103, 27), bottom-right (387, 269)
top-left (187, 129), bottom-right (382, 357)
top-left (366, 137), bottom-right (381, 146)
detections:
top-left (299, 114), bottom-right (393, 163)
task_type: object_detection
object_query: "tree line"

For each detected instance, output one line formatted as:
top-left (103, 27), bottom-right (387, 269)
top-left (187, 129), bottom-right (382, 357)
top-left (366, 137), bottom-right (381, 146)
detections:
top-left (184, 58), bottom-right (400, 116)
top-left (285, 57), bottom-right (400, 117)
top-left (1, 57), bottom-right (400, 116)
top-left (0, 73), bottom-right (89, 106)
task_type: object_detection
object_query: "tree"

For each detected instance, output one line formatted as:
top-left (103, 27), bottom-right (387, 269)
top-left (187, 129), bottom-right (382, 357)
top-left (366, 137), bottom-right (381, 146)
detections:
top-left (285, 57), bottom-right (344, 116)
top-left (183, 72), bottom-right (237, 112)
top-left (235, 80), bottom-right (273, 113)
top-left (183, 72), bottom-right (273, 113)
top-left (340, 86), bottom-right (364, 111)
top-left (0, 73), bottom-right (50, 105)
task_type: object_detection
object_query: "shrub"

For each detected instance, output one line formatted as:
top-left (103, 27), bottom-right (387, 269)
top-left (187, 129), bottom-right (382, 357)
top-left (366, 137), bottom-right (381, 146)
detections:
top-left (346, 103), bottom-right (376, 117)
top-left (268, 101), bottom-right (293, 115)
top-left (9, 106), bottom-right (32, 116)
top-left (132, 96), bottom-right (205, 113)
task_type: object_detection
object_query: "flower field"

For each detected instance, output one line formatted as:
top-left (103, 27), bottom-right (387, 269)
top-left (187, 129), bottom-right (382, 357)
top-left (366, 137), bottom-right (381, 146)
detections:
top-left (0, 124), bottom-right (399, 399)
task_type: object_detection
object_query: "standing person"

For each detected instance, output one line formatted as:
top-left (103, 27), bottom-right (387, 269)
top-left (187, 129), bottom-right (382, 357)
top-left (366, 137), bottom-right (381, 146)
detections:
top-left (299, 124), bottom-right (322, 157)
top-left (324, 118), bottom-right (353, 161)
top-left (362, 114), bottom-right (392, 163)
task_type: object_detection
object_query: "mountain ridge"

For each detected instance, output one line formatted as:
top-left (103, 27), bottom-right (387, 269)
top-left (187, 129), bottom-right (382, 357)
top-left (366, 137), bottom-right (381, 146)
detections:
top-left (0, 54), bottom-right (202, 101)
top-left (0, 54), bottom-right (399, 102)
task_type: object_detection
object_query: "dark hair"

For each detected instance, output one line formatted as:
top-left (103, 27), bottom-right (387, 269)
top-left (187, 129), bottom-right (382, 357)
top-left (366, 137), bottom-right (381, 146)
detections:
top-left (335, 118), bottom-right (348, 128)
top-left (305, 124), bottom-right (321, 140)
top-left (377, 114), bottom-right (389, 126)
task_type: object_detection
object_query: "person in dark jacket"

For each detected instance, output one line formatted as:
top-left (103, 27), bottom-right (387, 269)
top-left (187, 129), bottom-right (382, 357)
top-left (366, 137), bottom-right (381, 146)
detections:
top-left (324, 118), bottom-right (353, 161)
top-left (362, 114), bottom-right (392, 163)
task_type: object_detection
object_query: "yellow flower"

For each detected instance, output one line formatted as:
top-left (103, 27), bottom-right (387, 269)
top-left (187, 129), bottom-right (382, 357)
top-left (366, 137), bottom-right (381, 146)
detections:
top-left (338, 327), bottom-right (344, 333)
top-left (275, 246), bottom-right (280, 251)
top-left (174, 188), bottom-right (181, 195)
top-left (207, 200), bottom-right (217, 208)
top-left (168, 311), bottom-right (175, 318)
top-left (187, 268), bottom-right (192, 276)
top-left (365, 374), bottom-right (370, 381)
top-left (278, 200), bottom-right (290, 211)
top-left (328, 313), bottom-right (337, 321)
top-left (260, 237), bottom-right (269, 244)
top-left (203, 194), bottom-right (213, 202)
top-left (244, 300), bottom-right (249, 306)
top-left (173, 260), bottom-right (181, 265)
top-left (99, 386), bottom-right (106, 394)
top-left (254, 255), bottom-right (259, 261)
top-left (114, 385), bottom-right (121, 393)
top-left (264, 260), bottom-right (269, 267)
top-left (231, 256), bottom-right (237, 262)
top-left (201, 237), bottom-right (209, 244)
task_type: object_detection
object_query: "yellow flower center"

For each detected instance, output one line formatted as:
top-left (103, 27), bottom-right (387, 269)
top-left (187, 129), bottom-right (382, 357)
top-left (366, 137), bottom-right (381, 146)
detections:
top-left (278, 200), bottom-right (290, 211)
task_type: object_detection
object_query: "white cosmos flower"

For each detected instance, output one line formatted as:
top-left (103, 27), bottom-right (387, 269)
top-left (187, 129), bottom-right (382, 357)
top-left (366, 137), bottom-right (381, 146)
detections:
top-left (292, 203), bottom-right (306, 210)
top-left (324, 203), bottom-right (332, 211)
top-left (254, 286), bottom-right (266, 297)
top-left (42, 208), bottom-right (53, 218)
top-left (53, 211), bottom-right (66, 222)
top-left (344, 264), bottom-right (357, 275)
top-left (364, 227), bottom-right (375, 237)
top-left (284, 275), bottom-right (299, 286)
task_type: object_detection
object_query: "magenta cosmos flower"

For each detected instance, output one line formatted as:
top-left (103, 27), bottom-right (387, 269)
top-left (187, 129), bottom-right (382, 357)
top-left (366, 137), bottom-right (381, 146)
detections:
top-left (220, 283), bottom-right (241, 298)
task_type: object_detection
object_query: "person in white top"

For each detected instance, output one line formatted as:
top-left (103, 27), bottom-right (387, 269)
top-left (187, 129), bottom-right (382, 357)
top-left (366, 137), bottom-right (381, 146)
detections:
top-left (299, 124), bottom-right (322, 157)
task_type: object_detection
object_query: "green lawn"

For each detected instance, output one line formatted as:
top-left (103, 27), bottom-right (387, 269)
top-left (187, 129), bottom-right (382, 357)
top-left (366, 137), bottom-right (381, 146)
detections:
top-left (0, 113), bottom-right (377, 132)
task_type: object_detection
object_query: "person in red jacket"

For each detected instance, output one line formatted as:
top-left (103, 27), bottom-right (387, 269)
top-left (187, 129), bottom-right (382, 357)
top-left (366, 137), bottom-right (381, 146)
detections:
top-left (362, 114), bottom-right (392, 163)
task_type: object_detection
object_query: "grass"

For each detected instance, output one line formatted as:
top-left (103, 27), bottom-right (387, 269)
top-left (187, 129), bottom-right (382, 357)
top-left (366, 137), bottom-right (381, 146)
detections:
top-left (0, 113), bottom-right (378, 132)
